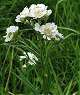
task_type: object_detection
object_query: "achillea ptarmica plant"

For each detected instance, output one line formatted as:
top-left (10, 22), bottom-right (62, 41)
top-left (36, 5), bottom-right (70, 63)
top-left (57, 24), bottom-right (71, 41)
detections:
top-left (27, 52), bottom-right (38, 65)
top-left (4, 4), bottom-right (64, 42)
top-left (35, 23), bottom-right (63, 40)
top-left (19, 51), bottom-right (38, 65)
top-left (15, 4), bottom-right (52, 22)
top-left (3, 26), bottom-right (19, 42)
top-left (29, 4), bottom-right (52, 19)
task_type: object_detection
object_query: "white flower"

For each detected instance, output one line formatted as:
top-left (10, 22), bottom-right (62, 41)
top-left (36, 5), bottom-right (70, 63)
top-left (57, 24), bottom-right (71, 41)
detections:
top-left (29, 4), bottom-right (52, 19)
top-left (35, 23), bottom-right (41, 31)
top-left (15, 15), bottom-right (21, 22)
top-left (20, 7), bottom-right (29, 18)
top-left (6, 26), bottom-right (18, 33)
top-left (72, 92), bottom-right (77, 95)
top-left (22, 64), bottom-right (27, 68)
top-left (15, 4), bottom-right (52, 22)
top-left (19, 56), bottom-right (27, 61)
top-left (19, 51), bottom-right (27, 61)
top-left (23, 51), bottom-right (27, 56)
top-left (3, 26), bottom-right (19, 42)
top-left (27, 52), bottom-right (38, 65)
top-left (15, 6), bottom-right (29, 22)
top-left (35, 23), bottom-right (63, 40)
top-left (47, 9), bottom-right (52, 16)
top-left (19, 52), bottom-right (38, 65)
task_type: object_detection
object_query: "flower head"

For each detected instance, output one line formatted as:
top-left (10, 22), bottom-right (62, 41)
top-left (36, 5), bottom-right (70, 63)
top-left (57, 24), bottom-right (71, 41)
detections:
top-left (35, 23), bottom-right (63, 40)
top-left (27, 52), bottom-right (38, 65)
top-left (15, 15), bottom-right (21, 22)
top-left (15, 6), bottom-right (29, 22)
top-left (15, 4), bottom-right (52, 22)
top-left (3, 26), bottom-right (19, 42)
top-left (29, 4), bottom-right (52, 19)
top-left (19, 51), bottom-right (38, 65)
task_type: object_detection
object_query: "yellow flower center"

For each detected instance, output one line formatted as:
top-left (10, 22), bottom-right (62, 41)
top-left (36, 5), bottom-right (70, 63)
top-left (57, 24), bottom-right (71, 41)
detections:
top-left (43, 26), bottom-right (52, 36)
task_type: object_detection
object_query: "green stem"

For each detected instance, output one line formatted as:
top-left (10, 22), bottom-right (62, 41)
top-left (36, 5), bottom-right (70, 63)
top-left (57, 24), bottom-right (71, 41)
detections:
top-left (43, 41), bottom-right (49, 95)
top-left (1, 46), bottom-right (11, 71)
top-left (5, 47), bottom-right (14, 91)
top-left (19, 28), bottom-right (33, 32)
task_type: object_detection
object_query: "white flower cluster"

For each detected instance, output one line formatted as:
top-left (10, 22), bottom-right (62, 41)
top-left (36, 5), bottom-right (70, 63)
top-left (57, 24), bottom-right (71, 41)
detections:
top-left (3, 4), bottom-right (64, 67)
top-left (15, 4), bottom-right (52, 22)
top-left (3, 4), bottom-right (64, 42)
top-left (27, 52), bottom-right (38, 65)
top-left (3, 26), bottom-right (19, 42)
top-left (20, 51), bottom-right (38, 66)
top-left (35, 23), bottom-right (63, 40)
